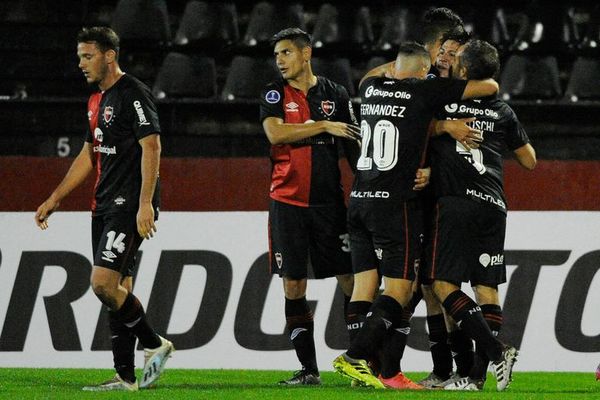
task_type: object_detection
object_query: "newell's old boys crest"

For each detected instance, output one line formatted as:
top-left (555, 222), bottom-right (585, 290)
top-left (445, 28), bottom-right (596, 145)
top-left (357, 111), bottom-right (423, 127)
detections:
top-left (103, 106), bottom-right (114, 124)
top-left (321, 100), bottom-right (335, 116)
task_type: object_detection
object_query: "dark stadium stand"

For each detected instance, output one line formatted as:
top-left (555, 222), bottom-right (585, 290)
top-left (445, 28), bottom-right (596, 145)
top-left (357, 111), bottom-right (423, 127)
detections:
top-left (1, 0), bottom-right (599, 159)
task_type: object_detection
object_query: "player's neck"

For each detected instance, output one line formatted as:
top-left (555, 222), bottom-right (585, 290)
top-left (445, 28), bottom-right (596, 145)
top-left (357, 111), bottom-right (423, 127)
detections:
top-left (287, 69), bottom-right (317, 94)
top-left (99, 66), bottom-right (125, 92)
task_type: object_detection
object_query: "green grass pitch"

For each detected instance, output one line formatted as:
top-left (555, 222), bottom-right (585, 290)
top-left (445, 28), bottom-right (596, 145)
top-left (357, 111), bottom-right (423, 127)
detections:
top-left (0, 369), bottom-right (598, 399)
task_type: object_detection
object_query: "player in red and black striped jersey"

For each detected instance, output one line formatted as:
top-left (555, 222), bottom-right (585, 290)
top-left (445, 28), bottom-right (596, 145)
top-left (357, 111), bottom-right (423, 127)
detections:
top-left (332, 42), bottom-right (501, 390)
top-left (35, 27), bottom-right (172, 391)
top-left (425, 40), bottom-right (536, 391)
top-left (260, 28), bottom-right (361, 385)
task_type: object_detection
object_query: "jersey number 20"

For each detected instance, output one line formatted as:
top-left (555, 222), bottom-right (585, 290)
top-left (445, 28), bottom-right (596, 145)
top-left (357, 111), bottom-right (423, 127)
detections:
top-left (356, 119), bottom-right (399, 171)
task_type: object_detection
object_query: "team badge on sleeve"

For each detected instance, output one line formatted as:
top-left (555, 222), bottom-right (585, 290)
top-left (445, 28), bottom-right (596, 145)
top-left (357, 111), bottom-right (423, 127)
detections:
top-left (265, 90), bottom-right (281, 104)
top-left (321, 100), bottom-right (335, 116)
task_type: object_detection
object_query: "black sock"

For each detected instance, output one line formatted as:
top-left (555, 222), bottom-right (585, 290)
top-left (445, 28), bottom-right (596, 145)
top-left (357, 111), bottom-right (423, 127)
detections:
top-left (449, 329), bottom-right (474, 377)
top-left (347, 295), bottom-right (403, 361)
top-left (109, 310), bottom-right (137, 383)
top-left (113, 292), bottom-right (161, 349)
top-left (441, 290), bottom-right (502, 361)
top-left (405, 286), bottom-right (423, 314)
top-left (345, 301), bottom-right (371, 344)
top-left (285, 297), bottom-right (318, 374)
top-left (379, 309), bottom-right (411, 378)
top-left (427, 313), bottom-right (452, 379)
top-left (470, 304), bottom-right (503, 380)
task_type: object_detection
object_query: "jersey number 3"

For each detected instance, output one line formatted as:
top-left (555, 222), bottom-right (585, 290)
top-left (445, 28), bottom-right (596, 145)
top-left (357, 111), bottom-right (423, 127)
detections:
top-left (356, 119), bottom-right (399, 171)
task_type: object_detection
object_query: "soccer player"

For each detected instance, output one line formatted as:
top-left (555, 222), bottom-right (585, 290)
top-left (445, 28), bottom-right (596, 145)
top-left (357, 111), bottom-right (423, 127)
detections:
top-left (416, 28), bottom-right (476, 389)
top-left (422, 7), bottom-right (465, 78)
top-left (34, 27), bottom-right (173, 391)
top-left (426, 39), bottom-right (536, 391)
top-left (332, 41), bottom-right (500, 390)
top-left (260, 27), bottom-right (361, 385)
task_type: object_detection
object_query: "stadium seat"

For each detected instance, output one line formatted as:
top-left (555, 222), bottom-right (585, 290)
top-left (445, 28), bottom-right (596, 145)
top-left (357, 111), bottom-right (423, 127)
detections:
top-left (375, 6), bottom-right (420, 52)
top-left (112, 0), bottom-right (171, 43)
top-left (241, 2), bottom-right (304, 47)
top-left (564, 57), bottom-right (600, 101)
top-left (221, 56), bottom-right (279, 100)
top-left (152, 53), bottom-right (217, 99)
top-left (499, 54), bottom-right (562, 100)
top-left (173, 1), bottom-right (239, 48)
top-left (311, 57), bottom-right (355, 97)
top-left (311, 4), bottom-right (374, 50)
top-left (579, 4), bottom-right (600, 52)
top-left (119, 51), bottom-right (165, 86)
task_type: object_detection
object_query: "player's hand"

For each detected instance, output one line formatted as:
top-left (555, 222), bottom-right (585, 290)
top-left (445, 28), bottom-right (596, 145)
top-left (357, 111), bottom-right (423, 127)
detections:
top-left (35, 198), bottom-right (60, 230)
top-left (137, 203), bottom-right (156, 239)
top-left (324, 121), bottom-right (362, 142)
top-left (413, 167), bottom-right (431, 191)
top-left (444, 117), bottom-right (483, 150)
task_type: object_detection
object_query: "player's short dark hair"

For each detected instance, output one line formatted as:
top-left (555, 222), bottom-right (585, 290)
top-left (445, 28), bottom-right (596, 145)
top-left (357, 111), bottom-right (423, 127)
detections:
top-left (440, 25), bottom-right (471, 46)
top-left (77, 27), bottom-right (120, 59)
top-left (270, 27), bottom-right (312, 49)
top-left (460, 40), bottom-right (500, 80)
top-left (422, 7), bottom-right (464, 45)
top-left (397, 41), bottom-right (430, 61)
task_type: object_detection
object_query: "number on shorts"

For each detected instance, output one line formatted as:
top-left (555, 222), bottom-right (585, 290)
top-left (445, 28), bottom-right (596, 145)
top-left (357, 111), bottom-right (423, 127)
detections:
top-left (105, 231), bottom-right (126, 254)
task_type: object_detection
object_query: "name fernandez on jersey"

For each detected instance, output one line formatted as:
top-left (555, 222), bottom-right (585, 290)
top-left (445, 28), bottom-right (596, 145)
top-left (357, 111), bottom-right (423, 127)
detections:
top-left (361, 103), bottom-right (406, 118)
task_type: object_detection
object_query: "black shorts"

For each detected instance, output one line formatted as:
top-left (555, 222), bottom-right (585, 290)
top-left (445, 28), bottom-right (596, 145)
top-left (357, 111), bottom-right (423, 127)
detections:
top-left (424, 196), bottom-right (507, 286)
top-left (348, 198), bottom-right (422, 280)
top-left (268, 199), bottom-right (352, 280)
top-left (92, 212), bottom-right (144, 276)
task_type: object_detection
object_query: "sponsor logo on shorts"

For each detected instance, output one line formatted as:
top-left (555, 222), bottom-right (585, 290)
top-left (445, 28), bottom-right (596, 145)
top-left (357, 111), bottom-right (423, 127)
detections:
top-left (275, 252), bottom-right (283, 269)
top-left (479, 253), bottom-right (504, 267)
top-left (102, 250), bottom-right (117, 263)
top-left (375, 248), bottom-right (383, 260)
top-left (114, 196), bottom-right (126, 206)
top-left (265, 90), bottom-right (280, 104)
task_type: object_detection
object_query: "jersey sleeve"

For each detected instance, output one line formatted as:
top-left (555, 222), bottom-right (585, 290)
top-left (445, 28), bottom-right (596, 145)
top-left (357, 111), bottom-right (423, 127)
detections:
top-left (335, 84), bottom-right (358, 125)
top-left (259, 82), bottom-right (284, 123)
top-left (127, 85), bottom-right (161, 140)
top-left (503, 106), bottom-right (530, 150)
top-left (424, 78), bottom-right (468, 110)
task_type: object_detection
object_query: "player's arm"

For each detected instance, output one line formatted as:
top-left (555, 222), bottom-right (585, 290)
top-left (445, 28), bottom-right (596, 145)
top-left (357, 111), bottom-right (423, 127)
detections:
top-left (35, 142), bottom-right (94, 229)
top-left (137, 133), bottom-right (161, 239)
top-left (513, 143), bottom-right (536, 170)
top-left (359, 61), bottom-right (394, 88)
top-left (263, 117), bottom-right (360, 145)
top-left (461, 78), bottom-right (499, 100)
top-left (431, 117), bottom-right (482, 149)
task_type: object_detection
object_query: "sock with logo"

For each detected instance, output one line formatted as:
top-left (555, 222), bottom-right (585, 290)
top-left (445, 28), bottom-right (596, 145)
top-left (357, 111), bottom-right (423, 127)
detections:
top-left (109, 310), bottom-right (137, 383)
top-left (427, 313), bottom-right (453, 380)
top-left (379, 308), bottom-right (411, 378)
top-left (345, 301), bottom-right (371, 344)
top-left (113, 292), bottom-right (161, 349)
top-left (449, 328), bottom-right (475, 377)
top-left (285, 297), bottom-right (318, 374)
top-left (347, 295), bottom-right (403, 361)
top-left (470, 304), bottom-right (503, 380)
top-left (441, 290), bottom-right (502, 361)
